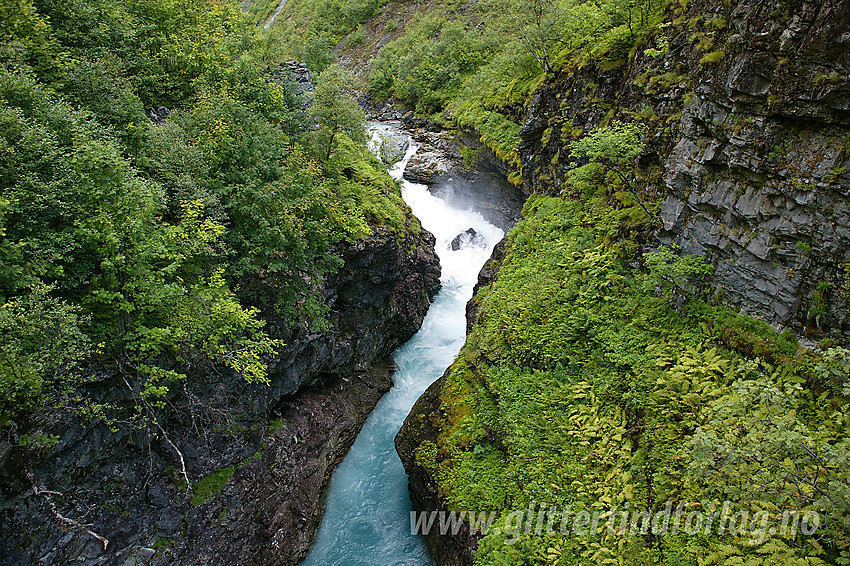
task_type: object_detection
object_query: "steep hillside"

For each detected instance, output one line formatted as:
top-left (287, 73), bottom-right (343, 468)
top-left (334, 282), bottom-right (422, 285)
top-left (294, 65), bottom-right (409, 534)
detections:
top-left (0, 1), bottom-right (441, 564)
top-left (394, 0), bottom-right (850, 565)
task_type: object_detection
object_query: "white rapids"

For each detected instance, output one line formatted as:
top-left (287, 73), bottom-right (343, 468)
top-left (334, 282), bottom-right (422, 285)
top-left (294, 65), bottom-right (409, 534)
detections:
top-left (300, 123), bottom-right (503, 566)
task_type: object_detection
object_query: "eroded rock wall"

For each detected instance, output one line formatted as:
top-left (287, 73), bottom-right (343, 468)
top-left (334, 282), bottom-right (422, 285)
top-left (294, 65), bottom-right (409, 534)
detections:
top-left (0, 227), bottom-right (440, 566)
top-left (657, 0), bottom-right (850, 338)
top-left (398, 1), bottom-right (850, 564)
top-left (518, 0), bottom-right (850, 340)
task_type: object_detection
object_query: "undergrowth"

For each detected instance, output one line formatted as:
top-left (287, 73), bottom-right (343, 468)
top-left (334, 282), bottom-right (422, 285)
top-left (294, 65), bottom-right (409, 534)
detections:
top-left (427, 195), bottom-right (850, 565)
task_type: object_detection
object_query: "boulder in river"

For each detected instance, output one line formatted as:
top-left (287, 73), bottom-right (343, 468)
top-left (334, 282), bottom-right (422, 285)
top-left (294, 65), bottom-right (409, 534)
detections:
top-left (403, 148), bottom-right (452, 185)
top-left (378, 132), bottom-right (410, 165)
top-left (450, 228), bottom-right (487, 251)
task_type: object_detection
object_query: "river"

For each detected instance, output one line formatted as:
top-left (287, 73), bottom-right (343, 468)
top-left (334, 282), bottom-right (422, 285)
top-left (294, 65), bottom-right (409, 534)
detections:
top-left (299, 124), bottom-right (504, 566)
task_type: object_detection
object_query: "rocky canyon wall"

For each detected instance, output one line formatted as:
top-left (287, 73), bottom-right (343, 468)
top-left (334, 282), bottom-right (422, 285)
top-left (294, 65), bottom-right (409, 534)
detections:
top-left (519, 0), bottom-right (850, 340)
top-left (0, 227), bottom-right (439, 566)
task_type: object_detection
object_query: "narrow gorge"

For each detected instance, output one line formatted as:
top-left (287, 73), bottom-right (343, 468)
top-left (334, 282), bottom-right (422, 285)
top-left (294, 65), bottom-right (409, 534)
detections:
top-left (2, 0), bottom-right (849, 565)
top-left (300, 124), bottom-right (507, 566)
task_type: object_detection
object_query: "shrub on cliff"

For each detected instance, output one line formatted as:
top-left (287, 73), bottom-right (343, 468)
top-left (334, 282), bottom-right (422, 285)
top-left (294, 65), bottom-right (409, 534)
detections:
top-left (419, 195), bottom-right (850, 565)
top-left (0, 0), bottom-right (413, 490)
top-left (311, 63), bottom-right (366, 158)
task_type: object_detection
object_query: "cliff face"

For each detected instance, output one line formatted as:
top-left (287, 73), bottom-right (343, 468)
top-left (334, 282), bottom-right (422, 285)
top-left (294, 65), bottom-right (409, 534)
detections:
top-left (657, 0), bottom-right (850, 339)
top-left (0, 227), bottom-right (440, 566)
top-left (266, 227), bottom-right (442, 398)
top-left (519, 0), bottom-right (850, 340)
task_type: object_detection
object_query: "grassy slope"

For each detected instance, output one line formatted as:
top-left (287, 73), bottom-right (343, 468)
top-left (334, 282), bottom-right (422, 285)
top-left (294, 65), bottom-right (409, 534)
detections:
top-left (425, 195), bottom-right (849, 565)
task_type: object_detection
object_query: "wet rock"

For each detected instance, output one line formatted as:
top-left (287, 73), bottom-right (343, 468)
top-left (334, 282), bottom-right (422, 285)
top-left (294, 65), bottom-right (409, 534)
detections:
top-left (147, 485), bottom-right (175, 508)
top-left (367, 102), bottom-right (527, 230)
top-left (367, 102), bottom-right (405, 122)
top-left (401, 127), bottom-right (464, 186)
top-left (466, 237), bottom-right (508, 335)
top-left (450, 228), bottom-right (486, 251)
top-left (403, 148), bottom-right (452, 185)
top-left (145, 106), bottom-right (169, 126)
top-left (266, 227), bottom-right (442, 398)
top-left (156, 508), bottom-right (182, 535)
top-left (184, 362), bottom-right (397, 566)
top-left (376, 131), bottom-right (410, 165)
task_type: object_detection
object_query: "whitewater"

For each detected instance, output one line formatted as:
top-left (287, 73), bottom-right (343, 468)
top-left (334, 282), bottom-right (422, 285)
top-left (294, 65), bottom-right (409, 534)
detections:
top-left (299, 124), bottom-right (503, 566)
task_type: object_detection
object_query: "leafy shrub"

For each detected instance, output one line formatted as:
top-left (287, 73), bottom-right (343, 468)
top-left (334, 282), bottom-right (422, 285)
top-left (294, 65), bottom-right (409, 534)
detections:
top-left (643, 243), bottom-right (713, 297)
top-left (0, 285), bottom-right (89, 419)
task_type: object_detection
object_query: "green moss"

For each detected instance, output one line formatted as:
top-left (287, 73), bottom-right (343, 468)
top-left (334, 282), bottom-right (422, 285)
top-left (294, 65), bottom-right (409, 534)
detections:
top-left (459, 144), bottom-right (483, 168)
top-left (826, 166), bottom-right (849, 183)
top-left (414, 440), bottom-right (439, 473)
top-left (814, 72), bottom-right (841, 84)
top-left (152, 537), bottom-right (174, 549)
top-left (191, 466), bottom-right (235, 506)
top-left (708, 16), bottom-right (727, 29)
top-left (540, 126), bottom-right (553, 147)
top-left (439, 446), bottom-right (508, 511)
top-left (698, 49), bottom-right (725, 65)
top-left (346, 24), bottom-right (366, 47)
top-left (454, 107), bottom-right (522, 169)
top-left (237, 450), bottom-right (263, 470)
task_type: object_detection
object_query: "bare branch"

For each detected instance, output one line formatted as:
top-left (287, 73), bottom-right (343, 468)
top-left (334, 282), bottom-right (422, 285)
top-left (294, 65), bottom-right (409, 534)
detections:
top-left (120, 374), bottom-right (191, 492)
top-left (10, 424), bottom-right (110, 551)
top-left (507, 10), bottom-right (550, 72)
top-left (31, 483), bottom-right (110, 551)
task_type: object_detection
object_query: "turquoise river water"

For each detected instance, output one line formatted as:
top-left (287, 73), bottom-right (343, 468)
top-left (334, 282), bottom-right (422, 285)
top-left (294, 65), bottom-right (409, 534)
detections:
top-left (299, 124), bottom-right (504, 566)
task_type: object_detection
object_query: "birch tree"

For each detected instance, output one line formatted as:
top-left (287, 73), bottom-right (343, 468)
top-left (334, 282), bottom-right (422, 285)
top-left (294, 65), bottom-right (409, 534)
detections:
top-left (488, 0), bottom-right (566, 73)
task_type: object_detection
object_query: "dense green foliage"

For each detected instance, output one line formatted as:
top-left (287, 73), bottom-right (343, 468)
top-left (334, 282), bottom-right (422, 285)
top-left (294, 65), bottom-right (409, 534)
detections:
top-left (365, 0), bottom-right (665, 172)
top-left (428, 195), bottom-right (850, 565)
top-left (311, 63), bottom-right (367, 158)
top-left (191, 465), bottom-right (235, 505)
top-left (251, 1), bottom-right (850, 564)
top-left (0, 0), bottom-right (413, 429)
top-left (257, 0), bottom-right (390, 73)
top-left (264, 0), bottom-right (666, 174)
top-left (259, 3), bottom-right (850, 561)
top-left (5, 0), bottom-right (848, 563)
